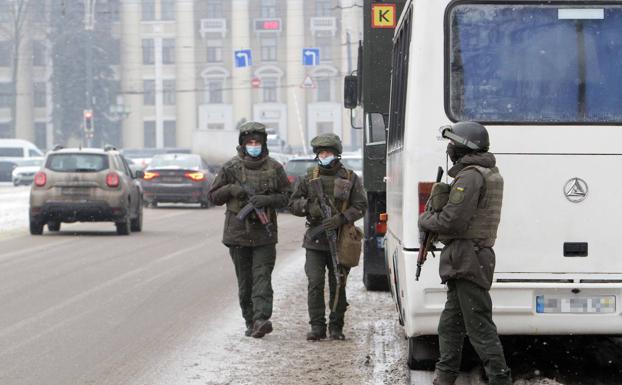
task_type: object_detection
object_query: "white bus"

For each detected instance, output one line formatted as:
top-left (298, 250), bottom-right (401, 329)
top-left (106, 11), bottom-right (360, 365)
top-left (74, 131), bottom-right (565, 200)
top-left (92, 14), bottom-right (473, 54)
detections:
top-left (385, 0), bottom-right (622, 369)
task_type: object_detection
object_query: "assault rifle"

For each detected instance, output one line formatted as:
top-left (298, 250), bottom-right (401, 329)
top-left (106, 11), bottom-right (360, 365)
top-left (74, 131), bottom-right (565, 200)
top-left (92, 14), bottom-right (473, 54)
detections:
top-left (309, 177), bottom-right (344, 312)
top-left (416, 166), bottom-right (444, 281)
top-left (229, 172), bottom-right (273, 237)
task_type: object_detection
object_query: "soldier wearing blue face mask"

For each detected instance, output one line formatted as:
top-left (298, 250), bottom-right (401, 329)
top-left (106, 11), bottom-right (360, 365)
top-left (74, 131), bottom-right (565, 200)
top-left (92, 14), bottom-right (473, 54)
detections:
top-left (288, 133), bottom-right (368, 341)
top-left (209, 122), bottom-right (290, 338)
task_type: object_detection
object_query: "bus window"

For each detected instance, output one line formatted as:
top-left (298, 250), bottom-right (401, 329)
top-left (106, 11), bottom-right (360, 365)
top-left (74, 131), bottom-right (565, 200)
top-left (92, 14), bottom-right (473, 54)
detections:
top-left (447, 4), bottom-right (622, 123)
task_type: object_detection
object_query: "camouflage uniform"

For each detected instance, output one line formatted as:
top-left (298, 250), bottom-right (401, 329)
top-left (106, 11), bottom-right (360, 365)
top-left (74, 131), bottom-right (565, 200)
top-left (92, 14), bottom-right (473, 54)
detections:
top-left (419, 122), bottom-right (511, 385)
top-left (288, 134), bottom-right (367, 340)
top-left (208, 122), bottom-right (289, 338)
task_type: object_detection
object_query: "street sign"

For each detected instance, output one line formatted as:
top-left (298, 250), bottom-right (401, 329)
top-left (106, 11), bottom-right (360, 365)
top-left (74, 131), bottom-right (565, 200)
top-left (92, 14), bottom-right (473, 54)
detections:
top-left (251, 77), bottom-right (261, 88)
top-left (371, 3), bottom-right (396, 29)
top-left (301, 75), bottom-right (316, 89)
top-left (302, 48), bottom-right (320, 66)
top-left (234, 49), bottom-right (252, 68)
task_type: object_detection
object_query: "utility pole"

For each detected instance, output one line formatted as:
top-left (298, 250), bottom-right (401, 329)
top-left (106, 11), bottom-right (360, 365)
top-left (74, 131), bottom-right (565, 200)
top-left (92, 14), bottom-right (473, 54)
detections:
top-left (84, 0), bottom-right (96, 147)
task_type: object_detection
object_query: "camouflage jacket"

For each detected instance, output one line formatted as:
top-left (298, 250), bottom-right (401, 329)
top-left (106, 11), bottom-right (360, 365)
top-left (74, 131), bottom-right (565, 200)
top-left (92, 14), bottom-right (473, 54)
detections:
top-left (288, 161), bottom-right (367, 251)
top-left (209, 150), bottom-right (289, 247)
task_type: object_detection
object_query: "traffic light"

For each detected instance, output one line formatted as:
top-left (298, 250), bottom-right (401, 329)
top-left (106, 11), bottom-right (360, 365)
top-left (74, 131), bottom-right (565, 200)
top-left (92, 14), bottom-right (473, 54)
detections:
top-left (83, 109), bottom-right (94, 132)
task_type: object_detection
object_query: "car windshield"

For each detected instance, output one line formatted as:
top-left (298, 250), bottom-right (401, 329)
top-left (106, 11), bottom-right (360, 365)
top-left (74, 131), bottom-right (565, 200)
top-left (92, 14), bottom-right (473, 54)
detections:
top-left (46, 154), bottom-right (108, 172)
top-left (448, 4), bottom-right (622, 123)
top-left (0, 147), bottom-right (23, 157)
top-left (149, 154), bottom-right (202, 169)
top-left (285, 159), bottom-right (316, 176)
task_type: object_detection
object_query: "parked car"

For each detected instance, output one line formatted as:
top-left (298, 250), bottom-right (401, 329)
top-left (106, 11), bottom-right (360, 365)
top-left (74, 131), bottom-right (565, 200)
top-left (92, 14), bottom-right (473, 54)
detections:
top-left (141, 153), bottom-right (213, 208)
top-left (12, 158), bottom-right (44, 186)
top-left (29, 146), bottom-right (144, 235)
top-left (0, 139), bottom-right (44, 181)
top-left (121, 147), bottom-right (191, 170)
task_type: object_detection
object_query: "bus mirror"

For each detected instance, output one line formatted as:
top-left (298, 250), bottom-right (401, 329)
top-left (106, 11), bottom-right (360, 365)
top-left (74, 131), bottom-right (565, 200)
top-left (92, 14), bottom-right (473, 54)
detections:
top-left (344, 75), bottom-right (358, 109)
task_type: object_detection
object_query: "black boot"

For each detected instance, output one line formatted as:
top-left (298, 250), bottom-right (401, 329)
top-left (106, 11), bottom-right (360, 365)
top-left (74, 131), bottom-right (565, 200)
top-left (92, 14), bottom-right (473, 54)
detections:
top-left (244, 321), bottom-right (253, 337)
top-left (306, 325), bottom-right (327, 341)
top-left (251, 319), bottom-right (273, 338)
top-left (329, 326), bottom-right (345, 340)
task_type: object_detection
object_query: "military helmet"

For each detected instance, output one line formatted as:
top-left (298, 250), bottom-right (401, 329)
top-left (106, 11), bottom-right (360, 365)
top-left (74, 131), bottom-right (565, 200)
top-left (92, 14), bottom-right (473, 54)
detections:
top-left (238, 121), bottom-right (267, 145)
top-left (310, 133), bottom-right (343, 155)
top-left (441, 121), bottom-right (489, 151)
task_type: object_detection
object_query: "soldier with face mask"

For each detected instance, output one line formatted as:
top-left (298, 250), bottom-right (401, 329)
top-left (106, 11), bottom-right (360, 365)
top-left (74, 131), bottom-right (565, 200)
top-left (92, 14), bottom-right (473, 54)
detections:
top-left (419, 121), bottom-right (511, 385)
top-left (288, 133), bottom-right (367, 341)
top-left (208, 122), bottom-right (290, 338)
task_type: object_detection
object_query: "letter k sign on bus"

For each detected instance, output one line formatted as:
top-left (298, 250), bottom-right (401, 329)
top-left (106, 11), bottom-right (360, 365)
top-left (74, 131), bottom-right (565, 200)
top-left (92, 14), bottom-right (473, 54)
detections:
top-left (371, 3), bottom-right (396, 29)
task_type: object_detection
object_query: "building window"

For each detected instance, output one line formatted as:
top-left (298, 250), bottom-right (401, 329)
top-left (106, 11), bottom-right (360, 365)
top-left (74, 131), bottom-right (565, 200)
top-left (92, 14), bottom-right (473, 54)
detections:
top-left (105, 0), bottom-right (120, 23)
top-left (261, 0), bottom-right (277, 18)
top-left (162, 39), bottom-right (175, 64)
top-left (0, 82), bottom-right (11, 107)
top-left (33, 82), bottom-right (46, 107)
top-left (0, 41), bottom-right (11, 67)
top-left (0, 122), bottom-right (10, 138)
top-left (164, 120), bottom-right (176, 147)
top-left (161, 0), bottom-right (175, 21)
top-left (317, 78), bottom-right (332, 102)
top-left (207, 123), bottom-right (224, 130)
top-left (142, 39), bottom-right (155, 64)
top-left (142, 0), bottom-right (155, 21)
top-left (260, 38), bottom-right (277, 62)
top-left (316, 0), bottom-right (332, 16)
top-left (110, 38), bottom-right (120, 65)
top-left (262, 78), bottom-right (277, 103)
top-left (316, 36), bottom-right (332, 62)
top-left (32, 41), bottom-right (46, 67)
top-left (31, 0), bottom-right (46, 22)
top-left (34, 122), bottom-right (46, 149)
top-left (163, 79), bottom-right (176, 105)
top-left (206, 80), bottom-right (223, 103)
top-left (143, 80), bottom-right (155, 105)
top-left (206, 0), bottom-right (224, 18)
top-left (144, 121), bottom-right (156, 147)
top-left (206, 40), bottom-right (223, 63)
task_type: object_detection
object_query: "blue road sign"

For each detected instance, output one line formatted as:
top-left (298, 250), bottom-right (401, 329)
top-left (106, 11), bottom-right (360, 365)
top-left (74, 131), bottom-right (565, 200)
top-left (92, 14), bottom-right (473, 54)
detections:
top-left (302, 48), bottom-right (320, 66)
top-left (234, 49), bottom-right (252, 68)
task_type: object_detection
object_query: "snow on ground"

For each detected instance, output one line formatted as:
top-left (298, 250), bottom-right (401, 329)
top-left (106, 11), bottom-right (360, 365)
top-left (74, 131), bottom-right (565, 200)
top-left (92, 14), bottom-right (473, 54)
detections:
top-left (0, 183), bottom-right (30, 233)
top-left (136, 247), bottom-right (410, 385)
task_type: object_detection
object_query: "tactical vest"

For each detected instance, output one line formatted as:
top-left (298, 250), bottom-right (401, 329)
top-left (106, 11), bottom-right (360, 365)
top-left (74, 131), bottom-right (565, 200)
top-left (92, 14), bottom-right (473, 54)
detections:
top-left (461, 165), bottom-right (504, 247)
top-left (307, 165), bottom-right (352, 220)
top-left (226, 157), bottom-right (278, 214)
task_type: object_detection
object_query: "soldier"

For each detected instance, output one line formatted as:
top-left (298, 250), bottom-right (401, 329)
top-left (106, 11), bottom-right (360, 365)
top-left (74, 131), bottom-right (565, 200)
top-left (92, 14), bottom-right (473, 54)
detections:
top-left (419, 121), bottom-right (512, 385)
top-left (208, 122), bottom-right (289, 338)
top-left (288, 133), bottom-right (367, 341)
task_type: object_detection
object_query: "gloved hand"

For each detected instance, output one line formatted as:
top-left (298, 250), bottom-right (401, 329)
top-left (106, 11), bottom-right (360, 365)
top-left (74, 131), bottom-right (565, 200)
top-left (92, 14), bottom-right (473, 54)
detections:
top-left (307, 199), bottom-right (323, 219)
top-left (228, 184), bottom-right (246, 199)
top-left (322, 214), bottom-right (347, 231)
top-left (249, 194), bottom-right (273, 208)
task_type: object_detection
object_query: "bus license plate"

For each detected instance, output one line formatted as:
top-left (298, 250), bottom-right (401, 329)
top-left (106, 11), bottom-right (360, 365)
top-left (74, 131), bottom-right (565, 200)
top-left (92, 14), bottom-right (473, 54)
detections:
top-left (536, 295), bottom-right (615, 314)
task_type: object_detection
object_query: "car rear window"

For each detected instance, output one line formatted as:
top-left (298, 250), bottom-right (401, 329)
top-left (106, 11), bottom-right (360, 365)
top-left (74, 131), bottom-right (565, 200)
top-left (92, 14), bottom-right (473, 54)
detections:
top-left (149, 154), bottom-right (201, 169)
top-left (46, 154), bottom-right (109, 172)
top-left (285, 159), bottom-right (316, 176)
top-left (0, 147), bottom-right (23, 157)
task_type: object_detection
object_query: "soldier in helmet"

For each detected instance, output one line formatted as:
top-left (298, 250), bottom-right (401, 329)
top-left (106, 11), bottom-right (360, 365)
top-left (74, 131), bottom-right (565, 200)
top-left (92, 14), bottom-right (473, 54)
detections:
top-left (288, 133), bottom-right (367, 341)
top-left (419, 122), bottom-right (512, 385)
top-left (208, 122), bottom-right (290, 338)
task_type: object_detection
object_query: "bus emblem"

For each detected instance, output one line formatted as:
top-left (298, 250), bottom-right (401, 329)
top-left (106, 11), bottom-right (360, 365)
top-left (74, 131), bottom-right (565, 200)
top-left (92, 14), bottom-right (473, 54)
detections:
top-left (564, 178), bottom-right (588, 203)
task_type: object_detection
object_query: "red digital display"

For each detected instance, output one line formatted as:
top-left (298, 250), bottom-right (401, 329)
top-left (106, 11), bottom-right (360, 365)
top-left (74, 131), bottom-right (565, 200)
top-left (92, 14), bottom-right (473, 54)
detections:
top-left (262, 20), bottom-right (280, 30)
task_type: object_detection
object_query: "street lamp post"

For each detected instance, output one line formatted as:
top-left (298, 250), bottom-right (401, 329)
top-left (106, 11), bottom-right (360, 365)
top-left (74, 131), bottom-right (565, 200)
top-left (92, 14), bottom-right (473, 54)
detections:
top-left (84, 0), bottom-right (96, 147)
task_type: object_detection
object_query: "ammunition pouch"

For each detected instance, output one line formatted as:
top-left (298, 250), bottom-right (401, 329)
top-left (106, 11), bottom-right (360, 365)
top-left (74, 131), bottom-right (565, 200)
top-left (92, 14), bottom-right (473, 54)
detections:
top-left (337, 223), bottom-right (364, 267)
top-left (333, 178), bottom-right (352, 201)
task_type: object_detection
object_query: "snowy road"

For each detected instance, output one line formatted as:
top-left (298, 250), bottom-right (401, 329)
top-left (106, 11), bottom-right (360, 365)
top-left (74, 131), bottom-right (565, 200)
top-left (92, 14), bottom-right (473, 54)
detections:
top-left (0, 183), bottom-right (30, 233)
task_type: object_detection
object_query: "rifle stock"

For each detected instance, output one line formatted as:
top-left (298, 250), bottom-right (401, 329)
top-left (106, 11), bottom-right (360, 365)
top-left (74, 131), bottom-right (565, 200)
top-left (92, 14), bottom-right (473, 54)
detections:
top-left (416, 166), bottom-right (444, 281)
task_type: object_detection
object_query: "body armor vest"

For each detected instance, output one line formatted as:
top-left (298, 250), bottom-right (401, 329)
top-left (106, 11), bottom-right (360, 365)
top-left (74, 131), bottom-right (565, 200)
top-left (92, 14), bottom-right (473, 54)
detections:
top-left (226, 158), bottom-right (277, 213)
top-left (461, 165), bottom-right (504, 247)
top-left (307, 166), bottom-right (352, 221)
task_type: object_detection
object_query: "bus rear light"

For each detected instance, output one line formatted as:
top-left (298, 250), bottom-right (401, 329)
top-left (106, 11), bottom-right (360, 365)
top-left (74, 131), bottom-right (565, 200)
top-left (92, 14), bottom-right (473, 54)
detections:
top-left (106, 172), bottom-right (120, 188)
top-left (287, 175), bottom-right (296, 184)
top-left (184, 172), bottom-right (206, 182)
top-left (418, 182), bottom-right (434, 214)
top-left (376, 212), bottom-right (388, 235)
top-left (34, 172), bottom-right (46, 187)
top-left (143, 171), bottom-right (160, 181)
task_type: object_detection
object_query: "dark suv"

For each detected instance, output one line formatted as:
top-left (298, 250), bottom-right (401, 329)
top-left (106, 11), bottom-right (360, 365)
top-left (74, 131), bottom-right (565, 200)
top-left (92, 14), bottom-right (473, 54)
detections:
top-left (29, 147), bottom-right (144, 235)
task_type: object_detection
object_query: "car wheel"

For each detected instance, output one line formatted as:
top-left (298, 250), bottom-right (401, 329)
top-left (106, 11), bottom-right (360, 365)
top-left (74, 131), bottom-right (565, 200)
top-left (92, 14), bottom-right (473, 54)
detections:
top-left (30, 217), bottom-right (44, 235)
top-left (200, 200), bottom-right (210, 209)
top-left (151, 201), bottom-right (158, 208)
top-left (12, 180), bottom-right (19, 187)
top-left (115, 216), bottom-right (131, 235)
top-left (131, 204), bottom-right (143, 232)
top-left (48, 222), bottom-right (61, 232)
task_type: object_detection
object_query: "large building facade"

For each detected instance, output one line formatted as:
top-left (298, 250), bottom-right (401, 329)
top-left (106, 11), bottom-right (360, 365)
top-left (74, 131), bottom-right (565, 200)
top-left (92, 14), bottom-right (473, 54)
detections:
top-left (1, 0), bottom-right (362, 160)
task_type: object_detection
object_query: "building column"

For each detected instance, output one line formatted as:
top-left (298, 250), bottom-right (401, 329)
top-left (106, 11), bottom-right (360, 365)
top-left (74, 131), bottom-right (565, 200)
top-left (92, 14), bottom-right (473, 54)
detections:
top-left (231, 0), bottom-right (251, 128)
top-left (15, 27), bottom-right (33, 141)
top-left (175, 0), bottom-right (196, 148)
top-left (120, 0), bottom-right (144, 148)
top-left (286, 0), bottom-right (308, 153)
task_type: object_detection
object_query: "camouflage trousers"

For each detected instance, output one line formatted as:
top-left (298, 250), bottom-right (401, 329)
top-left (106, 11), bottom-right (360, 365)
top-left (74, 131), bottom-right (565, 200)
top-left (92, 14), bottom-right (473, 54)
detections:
top-left (229, 244), bottom-right (276, 324)
top-left (305, 249), bottom-right (350, 330)
top-left (435, 279), bottom-right (512, 385)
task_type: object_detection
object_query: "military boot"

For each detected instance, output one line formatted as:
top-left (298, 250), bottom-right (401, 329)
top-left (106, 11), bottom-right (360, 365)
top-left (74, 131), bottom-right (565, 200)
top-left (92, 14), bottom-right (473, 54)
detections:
top-left (244, 321), bottom-right (253, 337)
top-left (251, 319), bottom-right (273, 338)
top-left (329, 326), bottom-right (345, 340)
top-left (432, 369), bottom-right (458, 385)
top-left (306, 326), bottom-right (327, 341)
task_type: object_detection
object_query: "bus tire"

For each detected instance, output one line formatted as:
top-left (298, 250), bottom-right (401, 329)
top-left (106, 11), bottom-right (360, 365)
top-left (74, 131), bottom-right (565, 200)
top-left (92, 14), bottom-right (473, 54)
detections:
top-left (408, 335), bottom-right (439, 370)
